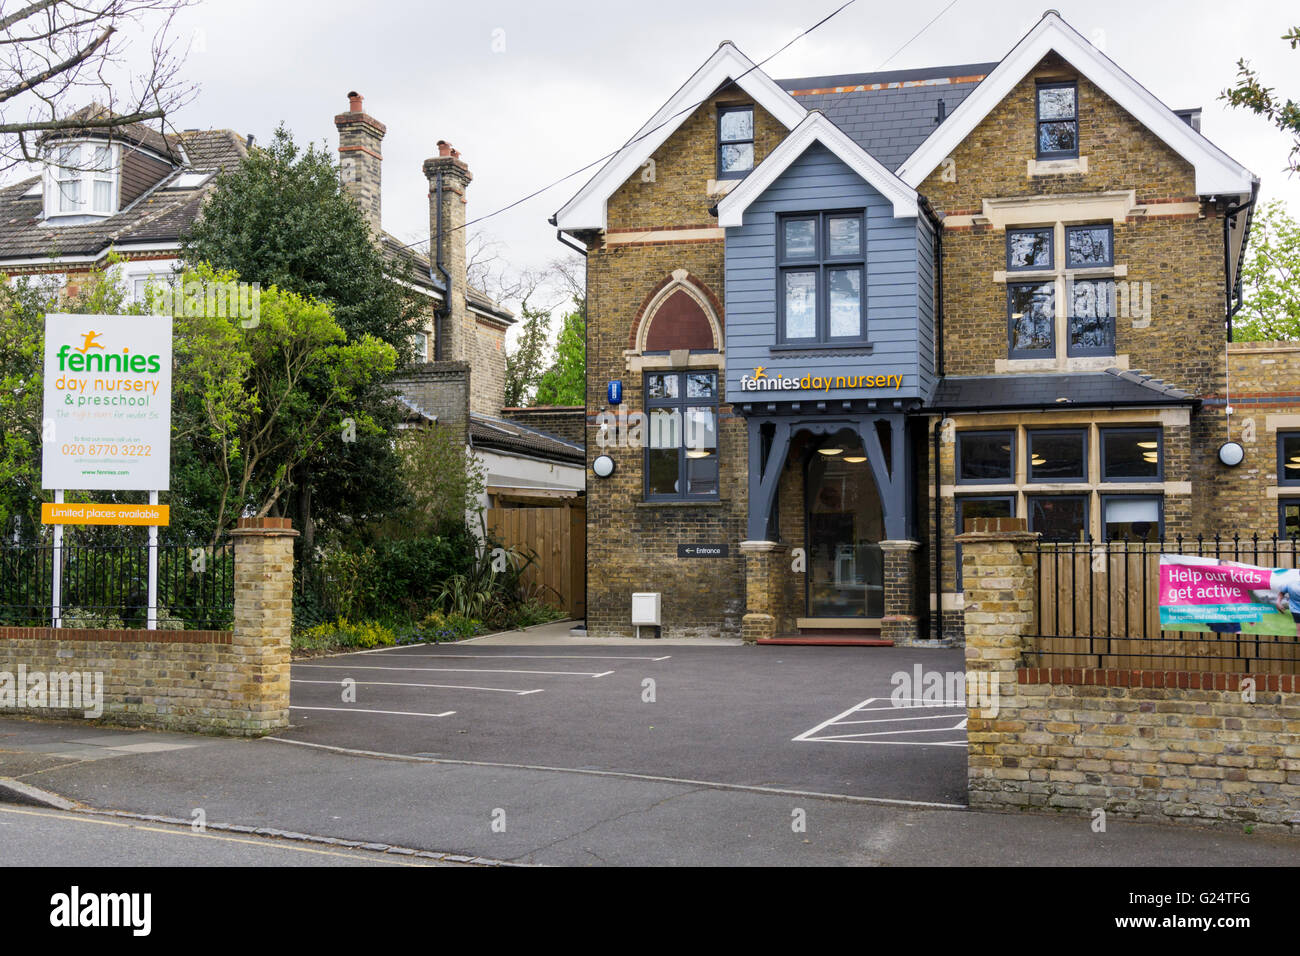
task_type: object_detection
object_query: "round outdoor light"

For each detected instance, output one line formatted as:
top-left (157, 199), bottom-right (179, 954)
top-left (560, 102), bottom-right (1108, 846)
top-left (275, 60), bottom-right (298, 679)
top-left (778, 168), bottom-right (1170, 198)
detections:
top-left (592, 454), bottom-right (616, 478)
top-left (1217, 442), bottom-right (1244, 467)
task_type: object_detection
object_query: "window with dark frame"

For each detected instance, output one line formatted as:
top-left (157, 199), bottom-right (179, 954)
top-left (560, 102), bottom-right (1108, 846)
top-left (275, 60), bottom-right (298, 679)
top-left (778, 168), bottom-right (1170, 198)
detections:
top-left (778, 210), bottom-right (866, 344)
top-left (1279, 432), bottom-right (1300, 485)
top-left (1102, 495), bottom-right (1163, 542)
top-left (717, 105), bottom-right (754, 178)
top-left (1067, 278), bottom-right (1116, 356)
top-left (1280, 499), bottom-right (1300, 539)
top-left (1027, 429), bottom-right (1087, 483)
top-left (1007, 281), bottom-right (1055, 357)
top-left (644, 370), bottom-right (719, 501)
top-left (1066, 224), bottom-right (1113, 267)
top-left (1027, 494), bottom-right (1089, 542)
top-left (1036, 82), bottom-right (1078, 159)
top-left (956, 430), bottom-right (1015, 483)
top-left (955, 496), bottom-right (1015, 586)
top-left (1101, 427), bottom-right (1162, 481)
top-left (1007, 227), bottom-right (1053, 271)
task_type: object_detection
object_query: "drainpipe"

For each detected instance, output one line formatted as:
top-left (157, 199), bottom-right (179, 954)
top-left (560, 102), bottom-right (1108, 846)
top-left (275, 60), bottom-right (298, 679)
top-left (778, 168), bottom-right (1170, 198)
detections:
top-left (433, 170), bottom-right (450, 361)
top-left (1222, 182), bottom-right (1259, 343)
top-left (932, 417), bottom-right (942, 642)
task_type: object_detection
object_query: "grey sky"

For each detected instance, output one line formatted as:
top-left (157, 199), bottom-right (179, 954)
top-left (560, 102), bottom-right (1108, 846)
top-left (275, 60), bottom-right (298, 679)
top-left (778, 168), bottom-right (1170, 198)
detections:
top-left (67, 1), bottom-right (1300, 313)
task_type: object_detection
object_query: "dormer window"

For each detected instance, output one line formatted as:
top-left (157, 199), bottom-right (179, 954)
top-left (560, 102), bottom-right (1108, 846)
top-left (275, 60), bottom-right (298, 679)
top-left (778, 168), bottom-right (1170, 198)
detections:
top-left (45, 141), bottom-right (118, 219)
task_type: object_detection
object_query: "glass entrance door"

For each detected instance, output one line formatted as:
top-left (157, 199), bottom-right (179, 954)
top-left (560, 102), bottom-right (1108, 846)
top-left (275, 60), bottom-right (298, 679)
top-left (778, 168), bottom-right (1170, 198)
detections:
top-left (806, 433), bottom-right (884, 618)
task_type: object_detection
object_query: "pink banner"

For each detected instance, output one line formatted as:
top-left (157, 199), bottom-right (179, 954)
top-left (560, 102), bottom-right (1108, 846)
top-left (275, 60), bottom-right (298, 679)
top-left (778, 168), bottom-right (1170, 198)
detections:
top-left (1159, 561), bottom-right (1272, 606)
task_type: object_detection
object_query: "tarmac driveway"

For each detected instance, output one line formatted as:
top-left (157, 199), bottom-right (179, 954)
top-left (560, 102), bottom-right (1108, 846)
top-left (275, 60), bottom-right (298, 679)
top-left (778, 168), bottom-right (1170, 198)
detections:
top-left (274, 640), bottom-right (969, 805)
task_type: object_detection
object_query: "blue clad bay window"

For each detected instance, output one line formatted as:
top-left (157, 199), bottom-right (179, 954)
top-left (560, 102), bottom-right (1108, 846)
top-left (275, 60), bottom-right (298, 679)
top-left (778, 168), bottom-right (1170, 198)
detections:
top-left (777, 210), bottom-right (866, 344)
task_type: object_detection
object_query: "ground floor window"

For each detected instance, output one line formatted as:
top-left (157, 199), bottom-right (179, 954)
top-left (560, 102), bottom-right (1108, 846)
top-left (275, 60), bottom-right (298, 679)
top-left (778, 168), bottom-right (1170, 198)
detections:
top-left (955, 495), bottom-right (1014, 585)
top-left (644, 370), bottom-right (718, 500)
top-left (1281, 500), bottom-right (1300, 539)
top-left (1027, 494), bottom-right (1088, 542)
top-left (1101, 494), bottom-right (1162, 542)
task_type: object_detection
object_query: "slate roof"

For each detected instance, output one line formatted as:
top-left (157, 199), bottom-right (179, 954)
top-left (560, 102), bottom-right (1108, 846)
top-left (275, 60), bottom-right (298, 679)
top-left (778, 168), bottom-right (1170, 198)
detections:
top-left (777, 63), bottom-right (998, 171)
top-left (470, 412), bottom-right (585, 464)
top-left (929, 368), bottom-right (1197, 412)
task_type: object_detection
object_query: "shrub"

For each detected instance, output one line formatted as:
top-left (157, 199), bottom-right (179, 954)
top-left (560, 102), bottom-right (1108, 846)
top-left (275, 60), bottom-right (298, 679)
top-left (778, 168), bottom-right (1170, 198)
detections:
top-left (293, 618), bottom-right (398, 653)
top-left (414, 610), bottom-right (481, 642)
top-left (62, 608), bottom-right (125, 629)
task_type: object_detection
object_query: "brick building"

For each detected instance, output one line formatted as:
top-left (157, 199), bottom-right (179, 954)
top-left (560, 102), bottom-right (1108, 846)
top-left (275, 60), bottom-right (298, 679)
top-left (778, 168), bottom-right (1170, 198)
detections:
top-left (555, 12), bottom-right (1275, 643)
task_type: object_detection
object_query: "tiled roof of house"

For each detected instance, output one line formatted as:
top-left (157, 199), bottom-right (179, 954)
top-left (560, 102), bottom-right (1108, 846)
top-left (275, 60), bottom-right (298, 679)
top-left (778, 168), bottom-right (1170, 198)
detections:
top-left (930, 369), bottom-right (1197, 412)
top-left (470, 412), bottom-right (585, 464)
top-left (777, 63), bottom-right (997, 171)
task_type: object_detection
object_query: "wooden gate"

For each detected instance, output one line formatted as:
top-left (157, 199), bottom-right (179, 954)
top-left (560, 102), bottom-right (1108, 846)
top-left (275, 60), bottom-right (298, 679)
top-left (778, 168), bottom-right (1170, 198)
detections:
top-left (486, 505), bottom-right (585, 619)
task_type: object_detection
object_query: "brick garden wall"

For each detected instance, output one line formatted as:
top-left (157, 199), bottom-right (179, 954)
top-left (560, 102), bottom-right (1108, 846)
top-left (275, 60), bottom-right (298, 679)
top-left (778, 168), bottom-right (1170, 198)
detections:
top-left (0, 518), bottom-right (295, 736)
top-left (391, 361), bottom-right (471, 446)
top-left (961, 518), bottom-right (1300, 832)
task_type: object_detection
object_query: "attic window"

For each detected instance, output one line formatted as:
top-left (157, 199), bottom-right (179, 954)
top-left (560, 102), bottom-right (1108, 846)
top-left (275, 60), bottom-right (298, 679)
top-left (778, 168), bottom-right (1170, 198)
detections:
top-left (1036, 82), bottom-right (1078, 159)
top-left (165, 171), bottom-right (213, 190)
top-left (44, 141), bottom-right (118, 218)
top-left (717, 105), bottom-right (754, 178)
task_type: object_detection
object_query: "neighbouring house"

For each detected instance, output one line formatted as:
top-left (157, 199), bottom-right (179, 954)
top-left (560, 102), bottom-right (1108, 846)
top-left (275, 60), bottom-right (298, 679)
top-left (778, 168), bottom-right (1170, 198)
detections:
top-left (554, 10), bottom-right (1275, 643)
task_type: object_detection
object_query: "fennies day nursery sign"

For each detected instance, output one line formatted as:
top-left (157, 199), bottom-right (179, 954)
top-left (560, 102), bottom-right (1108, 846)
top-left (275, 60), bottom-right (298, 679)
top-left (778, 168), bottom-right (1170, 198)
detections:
top-left (41, 313), bottom-right (172, 492)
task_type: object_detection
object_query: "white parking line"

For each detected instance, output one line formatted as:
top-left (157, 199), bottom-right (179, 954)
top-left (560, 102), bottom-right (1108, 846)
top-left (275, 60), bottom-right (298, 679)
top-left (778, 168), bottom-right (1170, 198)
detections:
top-left (295, 663), bottom-right (612, 678)
top-left (794, 696), bottom-right (969, 747)
top-left (365, 652), bottom-right (672, 662)
top-left (291, 679), bottom-right (544, 696)
top-left (291, 706), bottom-right (456, 718)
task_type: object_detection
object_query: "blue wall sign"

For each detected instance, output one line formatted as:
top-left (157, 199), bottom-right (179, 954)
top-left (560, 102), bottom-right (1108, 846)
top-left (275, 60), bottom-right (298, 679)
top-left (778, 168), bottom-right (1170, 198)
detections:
top-left (607, 380), bottom-right (623, 405)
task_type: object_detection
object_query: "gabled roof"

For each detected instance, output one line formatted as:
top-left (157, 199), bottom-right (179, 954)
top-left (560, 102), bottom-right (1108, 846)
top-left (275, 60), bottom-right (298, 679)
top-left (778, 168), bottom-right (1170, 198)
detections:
top-left (554, 42), bottom-right (806, 233)
top-left (716, 111), bottom-right (918, 226)
top-left (778, 63), bottom-right (995, 171)
top-left (929, 368), bottom-right (1196, 412)
top-left (895, 11), bottom-right (1256, 197)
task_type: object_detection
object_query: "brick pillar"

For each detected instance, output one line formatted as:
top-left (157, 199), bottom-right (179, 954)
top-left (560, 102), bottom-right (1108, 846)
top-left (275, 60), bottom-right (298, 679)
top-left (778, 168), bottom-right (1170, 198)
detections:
top-left (334, 91), bottom-right (386, 240)
top-left (740, 540), bottom-right (787, 643)
top-left (879, 539), bottom-right (920, 644)
top-left (228, 516), bottom-right (298, 734)
top-left (956, 516), bottom-right (1037, 807)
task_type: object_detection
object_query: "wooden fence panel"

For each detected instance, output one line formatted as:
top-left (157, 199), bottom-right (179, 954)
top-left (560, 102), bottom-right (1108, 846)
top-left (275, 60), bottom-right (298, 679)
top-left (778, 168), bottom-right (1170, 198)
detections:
top-left (486, 506), bottom-right (584, 619)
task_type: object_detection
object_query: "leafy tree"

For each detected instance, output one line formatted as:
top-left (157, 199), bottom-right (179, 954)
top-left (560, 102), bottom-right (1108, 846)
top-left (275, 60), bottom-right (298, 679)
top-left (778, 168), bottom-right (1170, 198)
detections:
top-left (504, 297), bottom-right (552, 407)
top-left (1222, 26), bottom-right (1300, 176)
top-left (170, 265), bottom-right (397, 545)
top-left (378, 424), bottom-right (486, 540)
top-left (1233, 200), bottom-right (1300, 341)
top-left (180, 124), bottom-right (425, 350)
top-left (533, 303), bottom-right (585, 406)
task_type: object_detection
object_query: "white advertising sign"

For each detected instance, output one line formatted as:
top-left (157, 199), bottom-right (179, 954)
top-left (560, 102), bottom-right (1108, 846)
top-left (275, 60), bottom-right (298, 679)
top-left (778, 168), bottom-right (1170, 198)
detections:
top-left (41, 313), bottom-right (172, 491)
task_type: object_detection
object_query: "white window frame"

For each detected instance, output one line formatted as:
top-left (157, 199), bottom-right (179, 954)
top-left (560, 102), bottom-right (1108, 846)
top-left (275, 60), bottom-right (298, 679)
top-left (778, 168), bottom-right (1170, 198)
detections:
top-left (44, 141), bottom-right (119, 219)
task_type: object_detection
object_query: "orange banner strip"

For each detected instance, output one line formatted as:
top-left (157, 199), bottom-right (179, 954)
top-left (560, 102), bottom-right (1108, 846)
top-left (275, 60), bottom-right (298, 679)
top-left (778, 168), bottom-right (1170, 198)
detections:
top-left (41, 503), bottom-right (170, 526)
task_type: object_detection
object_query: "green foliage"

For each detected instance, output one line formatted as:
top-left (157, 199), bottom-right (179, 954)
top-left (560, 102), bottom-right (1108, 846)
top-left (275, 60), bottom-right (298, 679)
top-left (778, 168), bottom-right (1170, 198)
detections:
top-left (1233, 200), bottom-right (1300, 341)
top-left (171, 263), bottom-right (398, 540)
top-left (295, 618), bottom-right (400, 652)
top-left (62, 608), bottom-right (125, 629)
top-left (504, 297), bottom-right (553, 407)
top-left (1222, 27), bottom-right (1300, 176)
top-left (533, 303), bottom-right (585, 406)
top-left (433, 529), bottom-right (546, 629)
top-left (180, 124), bottom-right (424, 351)
top-left (414, 610), bottom-right (481, 642)
top-left (382, 424), bottom-right (485, 539)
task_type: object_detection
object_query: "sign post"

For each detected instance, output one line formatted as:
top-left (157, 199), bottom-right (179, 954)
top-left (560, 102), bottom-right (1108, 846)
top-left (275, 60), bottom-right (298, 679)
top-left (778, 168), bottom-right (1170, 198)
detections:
top-left (41, 314), bottom-right (173, 629)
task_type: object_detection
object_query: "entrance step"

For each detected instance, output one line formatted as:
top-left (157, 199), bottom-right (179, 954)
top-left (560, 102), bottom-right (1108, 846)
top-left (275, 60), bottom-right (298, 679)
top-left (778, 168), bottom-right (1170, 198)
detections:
top-left (759, 629), bottom-right (893, 647)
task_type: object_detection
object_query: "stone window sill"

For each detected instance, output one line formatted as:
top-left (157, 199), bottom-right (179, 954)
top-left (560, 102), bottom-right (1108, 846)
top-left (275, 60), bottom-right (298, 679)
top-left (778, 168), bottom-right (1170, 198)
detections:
top-left (636, 499), bottom-right (724, 508)
top-left (1027, 155), bottom-right (1088, 177)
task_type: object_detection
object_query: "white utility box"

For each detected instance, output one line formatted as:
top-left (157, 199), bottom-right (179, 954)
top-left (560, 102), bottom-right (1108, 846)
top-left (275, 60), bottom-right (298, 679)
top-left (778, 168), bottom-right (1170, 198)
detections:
top-left (631, 592), bottom-right (661, 626)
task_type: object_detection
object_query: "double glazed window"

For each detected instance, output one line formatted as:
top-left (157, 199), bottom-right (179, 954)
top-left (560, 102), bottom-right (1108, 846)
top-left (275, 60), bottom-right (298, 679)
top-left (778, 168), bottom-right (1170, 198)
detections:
top-left (49, 142), bottom-right (116, 216)
top-left (645, 371), bottom-right (719, 500)
top-left (1005, 223), bottom-right (1116, 359)
top-left (718, 106), bottom-right (754, 178)
top-left (1278, 432), bottom-right (1300, 485)
top-left (778, 211), bottom-right (866, 344)
top-left (956, 431), bottom-right (1015, 483)
top-left (956, 425), bottom-right (1165, 542)
top-left (1036, 82), bottom-right (1078, 159)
